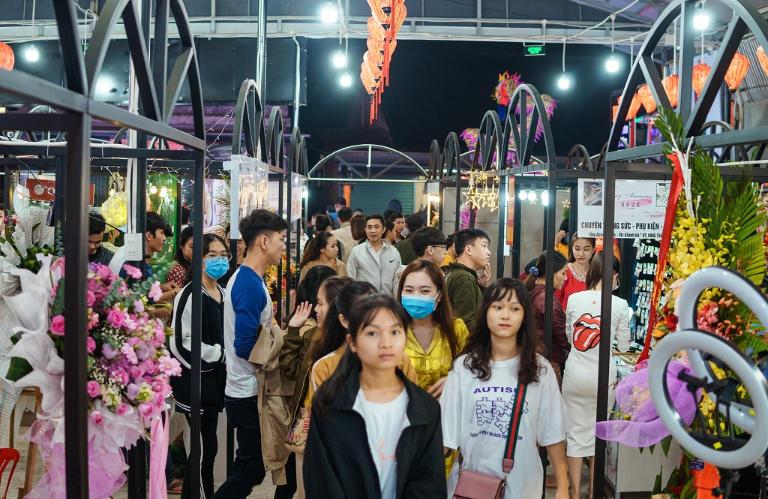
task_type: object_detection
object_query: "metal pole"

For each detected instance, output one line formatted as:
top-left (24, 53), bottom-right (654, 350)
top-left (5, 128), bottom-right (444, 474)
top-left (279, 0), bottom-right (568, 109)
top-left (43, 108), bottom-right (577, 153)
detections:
top-left (438, 182), bottom-right (445, 234)
top-left (454, 178), bottom-right (461, 232)
top-left (543, 172), bottom-right (556, 357)
top-left (593, 163), bottom-right (617, 499)
top-left (495, 176), bottom-right (507, 278)
top-left (63, 110), bottom-right (90, 499)
top-left (256, 0), bottom-right (268, 102)
top-left (292, 36), bottom-right (301, 130)
top-left (511, 180), bottom-right (522, 277)
top-left (188, 151), bottom-right (205, 499)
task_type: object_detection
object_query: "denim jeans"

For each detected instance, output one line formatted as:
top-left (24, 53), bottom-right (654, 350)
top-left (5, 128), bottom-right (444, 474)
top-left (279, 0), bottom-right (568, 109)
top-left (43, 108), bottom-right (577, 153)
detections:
top-left (212, 396), bottom-right (296, 499)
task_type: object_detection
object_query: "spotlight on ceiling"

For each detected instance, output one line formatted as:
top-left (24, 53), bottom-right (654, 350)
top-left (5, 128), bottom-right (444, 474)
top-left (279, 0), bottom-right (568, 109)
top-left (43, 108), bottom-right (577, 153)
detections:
top-left (605, 54), bottom-right (620, 73)
top-left (320, 2), bottom-right (339, 24)
top-left (96, 75), bottom-right (116, 95)
top-left (693, 9), bottom-right (711, 31)
top-left (331, 50), bottom-right (347, 69)
top-left (339, 72), bottom-right (353, 88)
top-left (557, 74), bottom-right (572, 91)
top-left (24, 45), bottom-right (40, 63)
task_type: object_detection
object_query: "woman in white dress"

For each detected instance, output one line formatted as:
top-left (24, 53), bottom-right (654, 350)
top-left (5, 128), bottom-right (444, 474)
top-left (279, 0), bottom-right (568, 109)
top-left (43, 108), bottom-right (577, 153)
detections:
top-left (563, 255), bottom-right (631, 499)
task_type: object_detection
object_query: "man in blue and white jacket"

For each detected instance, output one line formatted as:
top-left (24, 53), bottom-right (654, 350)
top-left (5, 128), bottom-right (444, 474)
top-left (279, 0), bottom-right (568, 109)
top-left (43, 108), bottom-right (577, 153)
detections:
top-left (214, 209), bottom-right (288, 499)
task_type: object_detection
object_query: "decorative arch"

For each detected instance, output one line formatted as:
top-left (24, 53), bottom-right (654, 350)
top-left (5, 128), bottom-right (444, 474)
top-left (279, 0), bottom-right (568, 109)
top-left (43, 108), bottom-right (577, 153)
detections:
top-left (308, 144), bottom-right (428, 178)
top-left (232, 79), bottom-right (267, 161)
top-left (565, 144), bottom-right (595, 171)
top-left (443, 132), bottom-right (462, 178)
top-left (503, 83), bottom-right (556, 168)
top-left (266, 106), bottom-right (285, 172)
top-left (472, 110), bottom-right (505, 172)
top-left (428, 139), bottom-right (442, 180)
top-left (608, 0), bottom-right (768, 156)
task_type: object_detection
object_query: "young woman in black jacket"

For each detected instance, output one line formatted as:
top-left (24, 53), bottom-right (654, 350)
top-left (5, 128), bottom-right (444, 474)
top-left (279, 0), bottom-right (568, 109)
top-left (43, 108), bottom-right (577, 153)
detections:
top-left (170, 233), bottom-right (229, 499)
top-left (304, 294), bottom-right (446, 499)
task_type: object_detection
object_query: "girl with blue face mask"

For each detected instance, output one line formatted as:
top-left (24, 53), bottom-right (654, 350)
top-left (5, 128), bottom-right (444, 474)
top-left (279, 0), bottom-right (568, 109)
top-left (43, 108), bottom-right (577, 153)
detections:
top-left (396, 260), bottom-right (469, 399)
top-left (169, 233), bottom-right (230, 499)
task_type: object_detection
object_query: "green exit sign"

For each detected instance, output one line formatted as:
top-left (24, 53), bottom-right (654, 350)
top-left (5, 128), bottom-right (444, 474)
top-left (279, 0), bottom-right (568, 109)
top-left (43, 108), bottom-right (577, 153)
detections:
top-left (524, 45), bottom-right (546, 56)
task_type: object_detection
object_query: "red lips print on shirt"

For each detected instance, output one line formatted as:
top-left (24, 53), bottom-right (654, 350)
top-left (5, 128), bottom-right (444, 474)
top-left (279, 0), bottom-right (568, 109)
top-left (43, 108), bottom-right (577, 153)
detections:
top-left (573, 313), bottom-right (601, 351)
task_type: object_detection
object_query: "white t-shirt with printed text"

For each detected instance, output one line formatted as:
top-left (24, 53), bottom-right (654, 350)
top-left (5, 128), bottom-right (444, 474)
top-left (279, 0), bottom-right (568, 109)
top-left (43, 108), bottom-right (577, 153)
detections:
top-left (353, 388), bottom-right (410, 499)
top-left (440, 354), bottom-right (566, 499)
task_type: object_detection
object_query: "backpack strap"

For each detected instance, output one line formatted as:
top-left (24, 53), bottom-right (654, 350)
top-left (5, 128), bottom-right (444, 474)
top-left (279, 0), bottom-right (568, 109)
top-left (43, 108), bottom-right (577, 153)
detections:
top-left (502, 382), bottom-right (527, 474)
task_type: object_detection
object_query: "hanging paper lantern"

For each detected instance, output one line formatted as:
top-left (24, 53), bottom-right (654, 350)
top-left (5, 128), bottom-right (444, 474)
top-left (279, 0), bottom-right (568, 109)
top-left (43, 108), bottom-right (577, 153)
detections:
top-left (757, 47), bottom-right (768, 76)
top-left (724, 51), bottom-right (750, 91)
top-left (637, 84), bottom-right (657, 114)
top-left (626, 93), bottom-right (642, 121)
top-left (662, 74), bottom-right (679, 108)
top-left (363, 50), bottom-right (383, 70)
top-left (692, 63), bottom-right (711, 97)
top-left (0, 42), bottom-right (14, 71)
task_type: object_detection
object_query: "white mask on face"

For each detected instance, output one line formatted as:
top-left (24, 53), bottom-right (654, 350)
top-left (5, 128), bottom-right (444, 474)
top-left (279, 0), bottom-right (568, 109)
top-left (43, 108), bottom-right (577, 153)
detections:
top-left (401, 228), bottom-right (410, 238)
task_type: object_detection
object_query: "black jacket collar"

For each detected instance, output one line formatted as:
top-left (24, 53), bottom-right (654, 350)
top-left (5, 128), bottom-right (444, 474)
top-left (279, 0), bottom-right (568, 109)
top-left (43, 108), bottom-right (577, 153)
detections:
top-left (333, 362), bottom-right (433, 427)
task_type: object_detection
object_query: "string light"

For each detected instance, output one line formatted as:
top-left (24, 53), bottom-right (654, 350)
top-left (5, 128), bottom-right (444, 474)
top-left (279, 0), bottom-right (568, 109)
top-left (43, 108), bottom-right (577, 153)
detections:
top-left (605, 14), bottom-right (621, 74)
top-left (557, 38), bottom-right (572, 91)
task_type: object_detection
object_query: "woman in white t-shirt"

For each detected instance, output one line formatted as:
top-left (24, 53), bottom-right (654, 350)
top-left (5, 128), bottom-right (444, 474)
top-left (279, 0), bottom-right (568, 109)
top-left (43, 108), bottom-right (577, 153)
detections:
top-left (304, 294), bottom-right (446, 499)
top-left (440, 278), bottom-right (569, 499)
top-left (563, 255), bottom-right (630, 499)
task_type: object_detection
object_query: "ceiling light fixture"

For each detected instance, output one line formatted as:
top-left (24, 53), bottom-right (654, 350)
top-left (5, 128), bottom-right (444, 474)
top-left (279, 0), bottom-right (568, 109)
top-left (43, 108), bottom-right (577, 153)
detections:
top-left (605, 15), bottom-right (621, 73)
top-left (320, 2), bottom-right (339, 24)
top-left (558, 38), bottom-right (572, 91)
top-left (339, 72), bottom-right (352, 87)
top-left (24, 45), bottom-right (40, 63)
top-left (331, 50), bottom-right (347, 68)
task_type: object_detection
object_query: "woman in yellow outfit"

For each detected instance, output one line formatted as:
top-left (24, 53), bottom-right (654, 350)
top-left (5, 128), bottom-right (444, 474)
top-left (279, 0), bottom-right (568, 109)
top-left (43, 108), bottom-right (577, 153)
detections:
top-left (396, 260), bottom-right (469, 398)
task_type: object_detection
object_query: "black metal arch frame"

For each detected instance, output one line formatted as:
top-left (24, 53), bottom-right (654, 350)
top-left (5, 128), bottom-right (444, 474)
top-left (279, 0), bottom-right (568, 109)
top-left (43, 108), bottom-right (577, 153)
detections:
top-left (595, 2), bottom-right (768, 498)
top-left (0, 1), bottom-right (209, 498)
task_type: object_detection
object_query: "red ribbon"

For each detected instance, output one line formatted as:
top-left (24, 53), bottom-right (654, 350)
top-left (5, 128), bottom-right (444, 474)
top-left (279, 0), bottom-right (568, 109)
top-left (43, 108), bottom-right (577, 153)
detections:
top-left (638, 152), bottom-right (685, 363)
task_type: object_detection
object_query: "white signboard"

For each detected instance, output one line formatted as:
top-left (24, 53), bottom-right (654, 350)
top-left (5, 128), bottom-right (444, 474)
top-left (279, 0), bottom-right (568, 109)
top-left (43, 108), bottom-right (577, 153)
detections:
top-left (577, 179), bottom-right (670, 239)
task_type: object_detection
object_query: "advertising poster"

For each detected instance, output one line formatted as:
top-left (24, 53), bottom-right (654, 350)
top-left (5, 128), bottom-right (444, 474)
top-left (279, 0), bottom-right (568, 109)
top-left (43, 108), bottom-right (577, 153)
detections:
top-left (577, 179), bottom-right (670, 239)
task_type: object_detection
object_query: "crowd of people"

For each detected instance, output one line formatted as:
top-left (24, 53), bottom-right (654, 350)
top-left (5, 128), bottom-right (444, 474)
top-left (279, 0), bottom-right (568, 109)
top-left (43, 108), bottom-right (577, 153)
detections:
top-left (85, 197), bottom-right (631, 499)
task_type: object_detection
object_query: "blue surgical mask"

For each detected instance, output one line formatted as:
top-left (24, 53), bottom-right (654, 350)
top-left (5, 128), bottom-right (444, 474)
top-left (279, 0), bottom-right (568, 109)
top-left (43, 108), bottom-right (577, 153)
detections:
top-left (401, 295), bottom-right (437, 319)
top-left (204, 256), bottom-right (229, 280)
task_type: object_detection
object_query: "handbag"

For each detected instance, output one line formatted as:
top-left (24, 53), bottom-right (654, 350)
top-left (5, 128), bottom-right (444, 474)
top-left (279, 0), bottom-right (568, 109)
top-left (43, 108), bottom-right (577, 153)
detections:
top-left (452, 382), bottom-right (527, 499)
top-left (286, 405), bottom-right (311, 453)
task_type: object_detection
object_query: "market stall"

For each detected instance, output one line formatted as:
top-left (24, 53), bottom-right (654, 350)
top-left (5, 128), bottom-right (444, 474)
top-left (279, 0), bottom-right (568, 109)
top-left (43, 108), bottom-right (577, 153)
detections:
top-left (596, 0), bottom-right (768, 497)
top-left (0, 1), bottom-right (208, 498)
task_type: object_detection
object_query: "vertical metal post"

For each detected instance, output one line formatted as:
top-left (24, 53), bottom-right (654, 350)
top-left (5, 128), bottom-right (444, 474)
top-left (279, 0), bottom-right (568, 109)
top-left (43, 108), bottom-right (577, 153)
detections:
top-left (438, 182), bottom-right (445, 234)
top-left (511, 180), bottom-right (522, 277)
top-left (495, 174), bottom-right (507, 278)
top-left (543, 172), bottom-right (557, 357)
top-left (188, 151), bottom-right (205, 499)
top-left (256, 0), bottom-right (268, 102)
top-left (678, 0), bottom-right (696, 125)
top-left (593, 164), bottom-right (617, 499)
top-left (454, 177), bottom-right (461, 232)
top-left (286, 169), bottom-right (293, 311)
top-left (292, 36), bottom-right (301, 130)
top-left (63, 112), bottom-right (90, 499)
top-left (277, 170), bottom-right (285, 322)
top-left (153, 0), bottom-right (169, 118)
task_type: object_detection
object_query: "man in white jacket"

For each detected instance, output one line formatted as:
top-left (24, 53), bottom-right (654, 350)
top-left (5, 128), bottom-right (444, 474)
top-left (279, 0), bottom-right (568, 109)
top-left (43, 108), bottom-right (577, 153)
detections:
top-left (346, 214), bottom-right (402, 294)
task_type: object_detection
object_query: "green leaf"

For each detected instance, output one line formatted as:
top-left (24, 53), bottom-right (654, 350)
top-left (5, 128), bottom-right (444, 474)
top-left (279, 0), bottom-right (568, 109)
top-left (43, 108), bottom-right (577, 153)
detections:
top-left (652, 467), bottom-right (663, 494)
top-left (5, 356), bottom-right (33, 382)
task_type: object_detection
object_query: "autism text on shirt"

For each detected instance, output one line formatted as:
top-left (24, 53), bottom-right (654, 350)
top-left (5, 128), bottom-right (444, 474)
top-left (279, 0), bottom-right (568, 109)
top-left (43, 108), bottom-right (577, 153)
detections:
top-left (473, 386), bottom-right (516, 394)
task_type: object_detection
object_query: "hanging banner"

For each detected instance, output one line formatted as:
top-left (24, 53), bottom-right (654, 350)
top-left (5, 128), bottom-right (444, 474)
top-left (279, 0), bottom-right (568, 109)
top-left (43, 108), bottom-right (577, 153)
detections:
top-left (577, 179), bottom-right (671, 239)
top-left (238, 155), bottom-right (269, 220)
top-left (26, 178), bottom-right (95, 204)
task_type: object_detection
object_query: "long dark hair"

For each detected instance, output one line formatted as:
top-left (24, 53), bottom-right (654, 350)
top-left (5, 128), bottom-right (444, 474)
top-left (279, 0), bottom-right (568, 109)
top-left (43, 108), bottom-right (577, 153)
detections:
top-left (300, 232), bottom-right (335, 267)
top-left (585, 251), bottom-right (621, 290)
top-left (294, 265), bottom-right (337, 320)
top-left (174, 225), bottom-right (195, 278)
top-left (310, 280), bottom-right (376, 365)
top-left (568, 236), bottom-right (596, 263)
top-left (350, 214), bottom-right (367, 242)
top-left (524, 250), bottom-right (567, 291)
top-left (397, 260), bottom-right (459, 358)
top-left (315, 294), bottom-right (408, 413)
top-left (463, 278), bottom-right (540, 385)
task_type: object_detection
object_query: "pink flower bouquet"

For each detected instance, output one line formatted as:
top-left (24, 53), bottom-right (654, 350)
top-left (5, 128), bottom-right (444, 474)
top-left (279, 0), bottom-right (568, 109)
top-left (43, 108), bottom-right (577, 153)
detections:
top-left (5, 258), bottom-right (180, 498)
